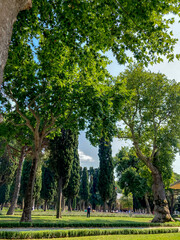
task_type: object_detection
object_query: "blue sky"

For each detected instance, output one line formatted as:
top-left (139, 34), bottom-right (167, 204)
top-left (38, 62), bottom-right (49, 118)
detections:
top-left (78, 15), bottom-right (180, 174)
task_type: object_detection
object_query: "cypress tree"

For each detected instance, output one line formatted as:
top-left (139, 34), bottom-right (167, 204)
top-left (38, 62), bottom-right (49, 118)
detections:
top-left (98, 137), bottom-right (114, 211)
top-left (80, 167), bottom-right (89, 209)
top-left (90, 168), bottom-right (101, 210)
top-left (108, 180), bottom-right (117, 211)
top-left (63, 134), bottom-right (80, 211)
top-left (0, 183), bottom-right (10, 210)
top-left (19, 158), bottom-right (32, 209)
top-left (49, 129), bottom-right (75, 218)
top-left (41, 164), bottom-right (55, 211)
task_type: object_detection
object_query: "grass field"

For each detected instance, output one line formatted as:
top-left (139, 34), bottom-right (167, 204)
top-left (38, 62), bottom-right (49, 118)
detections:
top-left (57, 233), bottom-right (180, 240)
top-left (0, 208), bottom-right (180, 228)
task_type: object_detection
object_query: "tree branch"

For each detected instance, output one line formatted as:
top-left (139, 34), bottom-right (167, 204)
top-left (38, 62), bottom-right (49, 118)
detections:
top-left (7, 92), bottom-right (35, 134)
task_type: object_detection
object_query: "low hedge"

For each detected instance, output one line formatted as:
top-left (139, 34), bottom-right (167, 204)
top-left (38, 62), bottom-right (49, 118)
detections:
top-left (0, 228), bottom-right (179, 239)
top-left (0, 221), bottom-right (178, 228)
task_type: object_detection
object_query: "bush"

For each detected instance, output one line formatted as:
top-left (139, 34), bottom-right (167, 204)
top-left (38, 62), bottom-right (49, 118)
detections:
top-left (0, 228), bottom-right (179, 239)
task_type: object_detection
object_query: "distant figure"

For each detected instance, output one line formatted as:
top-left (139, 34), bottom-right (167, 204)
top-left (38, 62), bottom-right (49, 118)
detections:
top-left (87, 206), bottom-right (91, 218)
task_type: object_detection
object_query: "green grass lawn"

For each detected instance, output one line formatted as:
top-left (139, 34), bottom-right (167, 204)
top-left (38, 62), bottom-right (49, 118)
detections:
top-left (0, 208), bottom-right (179, 228)
top-left (0, 214), bottom-right (154, 223)
top-left (29, 233), bottom-right (180, 240)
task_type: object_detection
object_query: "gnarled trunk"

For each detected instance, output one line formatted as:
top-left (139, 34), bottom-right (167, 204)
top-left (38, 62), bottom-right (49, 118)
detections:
top-left (56, 177), bottom-right (62, 218)
top-left (151, 170), bottom-right (174, 223)
top-left (7, 147), bottom-right (25, 215)
top-left (0, 0), bottom-right (32, 86)
top-left (20, 155), bottom-right (38, 222)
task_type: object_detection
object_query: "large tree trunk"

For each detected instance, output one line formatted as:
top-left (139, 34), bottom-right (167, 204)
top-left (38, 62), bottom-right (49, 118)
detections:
top-left (151, 170), bottom-right (174, 223)
top-left (20, 155), bottom-right (38, 222)
top-left (7, 147), bottom-right (26, 215)
top-left (56, 177), bottom-right (62, 218)
top-left (144, 193), bottom-right (152, 214)
top-left (0, 0), bottom-right (32, 86)
top-left (133, 140), bottom-right (173, 223)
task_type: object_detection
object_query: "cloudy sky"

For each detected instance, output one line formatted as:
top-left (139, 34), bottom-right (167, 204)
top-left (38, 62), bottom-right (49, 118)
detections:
top-left (78, 14), bottom-right (180, 174)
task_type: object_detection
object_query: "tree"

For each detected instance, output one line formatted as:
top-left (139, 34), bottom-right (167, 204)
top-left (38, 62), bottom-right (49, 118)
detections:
top-left (115, 147), bottom-right (152, 213)
top-left (90, 168), bottom-right (101, 210)
top-left (0, 183), bottom-right (10, 210)
top-left (33, 164), bottom-right (42, 209)
top-left (19, 158), bottom-right (32, 209)
top-left (1, 0), bottom-right (179, 221)
top-left (108, 180), bottom-right (117, 211)
top-left (63, 133), bottom-right (80, 211)
top-left (1, 5), bottom-right (113, 219)
top-left (0, 0), bottom-right (32, 86)
top-left (6, 146), bottom-right (26, 215)
top-left (0, 118), bottom-right (34, 215)
top-left (41, 163), bottom-right (55, 211)
top-left (0, 145), bottom-right (17, 188)
top-left (98, 138), bottom-right (114, 211)
top-left (49, 129), bottom-right (76, 218)
top-left (1, 0), bottom-right (179, 86)
top-left (80, 167), bottom-right (90, 210)
top-left (113, 65), bottom-right (180, 222)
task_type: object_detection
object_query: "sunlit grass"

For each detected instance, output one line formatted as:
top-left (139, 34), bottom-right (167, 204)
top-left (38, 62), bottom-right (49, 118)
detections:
top-left (56, 233), bottom-right (180, 240)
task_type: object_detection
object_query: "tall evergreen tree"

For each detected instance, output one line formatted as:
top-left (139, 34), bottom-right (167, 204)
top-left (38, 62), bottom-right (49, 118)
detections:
top-left (0, 145), bottom-right (17, 187)
top-left (80, 167), bottom-right (90, 210)
top-left (90, 168), bottom-right (101, 210)
top-left (0, 183), bottom-right (10, 210)
top-left (108, 180), bottom-right (117, 211)
top-left (63, 134), bottom-right (80, 211)
top-left (41, 164), bottom-right (55, 211)
top-left (49, 129), bottom-right (76, 218)
top-left (98, 138), bottom-right (114, 211)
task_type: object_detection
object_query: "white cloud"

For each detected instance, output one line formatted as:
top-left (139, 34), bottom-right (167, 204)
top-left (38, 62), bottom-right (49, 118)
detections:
top-left (78, 150), bottom-right (95, 163)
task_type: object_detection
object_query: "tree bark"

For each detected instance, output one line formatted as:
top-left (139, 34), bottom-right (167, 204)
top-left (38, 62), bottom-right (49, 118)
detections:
top-left (144, 193), bottom-right (152, 214)
top-left (56, 177), bottom-right (62, 218)
top-left (0, 0), bottom-right (32, 86)
top-left (20, 155), bottom-right (38, 222)
top-left (151, 170), bottom-right (174, 223)
top-left (7, 147), bottom-right (26, 215)
top-left (62, 195), bottom-right (65, 212)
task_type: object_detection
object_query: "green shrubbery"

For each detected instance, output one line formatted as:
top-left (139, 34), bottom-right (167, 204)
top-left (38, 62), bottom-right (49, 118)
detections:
top-left (0, 221), bottom-right (168, 228)
top-left (0, 228), bottom-right (179, 239)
